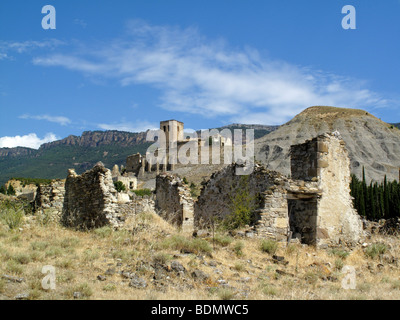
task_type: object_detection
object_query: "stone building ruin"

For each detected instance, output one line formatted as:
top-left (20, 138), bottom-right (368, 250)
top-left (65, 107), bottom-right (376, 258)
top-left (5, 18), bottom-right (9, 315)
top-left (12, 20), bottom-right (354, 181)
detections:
top-left (287, 133), bottom-right (363, 245)
top-left (33, 179), bottom-right (65, 218)
top-left (155, 173), bottom-right (194, 232)
top-left (194, 133), bottom-right (363, 245)
top-left (61, 162), bottom-right (123, 229)
top-left (111, 164), bottom-right (137, 191)
top-left (30, 127), bottom-right (363, 247)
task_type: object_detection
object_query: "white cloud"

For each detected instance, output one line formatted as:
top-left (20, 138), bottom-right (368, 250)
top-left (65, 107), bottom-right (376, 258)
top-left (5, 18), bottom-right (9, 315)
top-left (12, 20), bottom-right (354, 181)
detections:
top-left (97, 120), bottom-right (158, 133)
top-left (19, 114), bottom-right (71, 126)
top-left (32, 20), bottom-right (391, 125)
top-left (0, 133), bottom-right (59, 149)
top-left (0, 39), bottom-right (65, 54)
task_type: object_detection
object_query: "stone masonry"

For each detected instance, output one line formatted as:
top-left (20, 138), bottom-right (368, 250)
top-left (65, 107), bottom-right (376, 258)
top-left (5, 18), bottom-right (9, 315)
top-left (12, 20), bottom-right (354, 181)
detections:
top-left (288, 133), bottom-right (363, 245)
top-left (194, 133), bottom-right (364, 246)
top-left (194, 163), bottom-right (290, 240)
top-left (61, 162), bottom-right (124, 229)
top-left (33, 179), bottom-right (65, 218)
top-left (155, 173), bottom-right (194, 232)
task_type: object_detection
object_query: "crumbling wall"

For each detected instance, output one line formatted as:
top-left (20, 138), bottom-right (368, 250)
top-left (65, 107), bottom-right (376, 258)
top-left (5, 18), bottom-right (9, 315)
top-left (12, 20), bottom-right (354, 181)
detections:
top-left (155, 173), bottom-right (194, 232)
top-left (34, 180), bottom-right (65, 217)
top-left (61, 162), bottom-right (124, 229)
top-left (289, 133), bottom-right (363, 245)
top-left (131, 194), bottom-right (156, 215)
top-left (194, 163), bottom-right (290, 240)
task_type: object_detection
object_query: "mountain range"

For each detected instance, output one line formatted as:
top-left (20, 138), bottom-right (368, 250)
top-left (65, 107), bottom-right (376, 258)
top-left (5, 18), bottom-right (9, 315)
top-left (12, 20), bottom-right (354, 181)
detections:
top-left (0, 125), bottom-right (275, 185)
top-left (1, 107), bottom-right (399, 185)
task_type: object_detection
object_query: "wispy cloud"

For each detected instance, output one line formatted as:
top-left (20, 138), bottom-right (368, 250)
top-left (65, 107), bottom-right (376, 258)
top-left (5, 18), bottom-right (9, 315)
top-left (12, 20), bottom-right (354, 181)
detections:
top-left (19, 114), bottom-right (71, 126)
top-left (0, 39), bottom-right (65, 60)
top-left (0, 133), bottom-right (58, 149)
top-left (32, 20), bottom-right (392, 125)
top-left (97, 120), bottom-right (158, 133)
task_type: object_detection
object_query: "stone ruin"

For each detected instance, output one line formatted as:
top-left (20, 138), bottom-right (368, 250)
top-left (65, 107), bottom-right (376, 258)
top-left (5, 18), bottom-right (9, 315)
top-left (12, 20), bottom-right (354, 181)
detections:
top-left (287, 132), bottom-right (363, 245)
top-left (111, 164), bottom-right (137, 192)
top-left (155, 173), bottom-right (194, 232)
top-left (33, 179), bottom-right (65, 218)
top-left (194, 133), bottom-right (363, 246)
top-left (30, 131), bottom-right (364, 246)
top-left (61, 162), bottom-right (123, 229)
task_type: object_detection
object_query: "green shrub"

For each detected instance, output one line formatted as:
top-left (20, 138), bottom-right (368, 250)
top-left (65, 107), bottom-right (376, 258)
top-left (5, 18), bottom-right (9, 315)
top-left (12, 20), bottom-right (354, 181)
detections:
top-left (213, 234), bottom-right (233, 247)
top-left (114, 181), bottom-right (126, 193)
top-left (365, 243), bottom-right (388, 259)
top-left (11, 177), bottom-right (52, 186)
top-left (334, 258), bottom-right (344, 271)
top-left (329, 248), bottom-right (350, 260)
top-left (233, 241), bottom-right (244, 257)
top-left (6, 185), bottom-right (16, 196)
top-left (13, 253), bottom-right (31, 265)
top-left (0, 206), bottom-right (24, 229)
top-left (153, 252), bottom-right (171, 265)
top-left (65, 283), bottom-right (93, 299)
top-left (218, 288), bottom-right (235, 300)
top-left (6, 260), bottom-right (24, 275)
top-left (263, 285), bottom-right (278, 296)
top-left (224, 176), bottom-right (257, 230)
top-left (159, 235), bottom-right (212, 255)
top-left (103, 283), bottom-right (116, 292)
top-left (93, 226), bottom-right (113, 238)
top-left (133, 189), bottom-right (153, 197)
top-left (260, 239), bottom-right (278, 255)
top-left (234, 262), bottom-right (245, 272)
top-left (31, 241), bottom-right (50, 251)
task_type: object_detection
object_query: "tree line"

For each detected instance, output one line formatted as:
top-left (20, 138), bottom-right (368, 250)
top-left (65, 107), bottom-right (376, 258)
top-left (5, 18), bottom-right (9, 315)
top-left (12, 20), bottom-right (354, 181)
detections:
top-left (350, 168), bottom-right (400, 220)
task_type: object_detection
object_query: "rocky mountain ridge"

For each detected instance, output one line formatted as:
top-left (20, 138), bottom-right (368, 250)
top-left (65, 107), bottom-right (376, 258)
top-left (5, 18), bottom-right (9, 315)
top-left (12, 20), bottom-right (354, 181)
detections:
top-left (254, 106), bottom-right (400, 182)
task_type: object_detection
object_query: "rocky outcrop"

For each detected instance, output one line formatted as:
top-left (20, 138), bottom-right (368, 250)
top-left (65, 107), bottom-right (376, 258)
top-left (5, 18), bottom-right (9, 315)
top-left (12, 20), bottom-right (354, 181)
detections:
top-left (39, 130), bottom-right (148, 149)
top-left (0, 147), bottom-right (36, 158)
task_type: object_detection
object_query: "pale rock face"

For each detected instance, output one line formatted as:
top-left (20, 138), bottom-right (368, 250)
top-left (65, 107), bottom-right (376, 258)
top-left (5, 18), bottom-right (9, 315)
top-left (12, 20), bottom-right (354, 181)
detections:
top-left (254, 106), bottom-right (400, 183)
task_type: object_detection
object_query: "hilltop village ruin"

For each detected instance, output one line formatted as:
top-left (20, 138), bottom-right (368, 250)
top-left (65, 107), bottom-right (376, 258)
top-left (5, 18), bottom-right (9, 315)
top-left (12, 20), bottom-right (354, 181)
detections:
top-left (24, 120), bottom-right (365, 247)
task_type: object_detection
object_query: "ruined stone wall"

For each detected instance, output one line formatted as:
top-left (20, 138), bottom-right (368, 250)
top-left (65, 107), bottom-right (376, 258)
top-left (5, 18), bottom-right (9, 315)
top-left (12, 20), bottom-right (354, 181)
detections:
top-left (289, 134), bottom-right (363, 245)
top-left (34, 180), bottom-right (65, 218)
top-left (155, 173), bottom-right (194, 232)
top-left (61, 163), bottom-right (124, 229)
top-left (194, 163), bottom-right (290, 240)
top-left (126, 153), bottom-right (143, 176)
top-left (315, 134), bottom-right (363, 244)
top-left (131, 194), bottom-right (156, 215)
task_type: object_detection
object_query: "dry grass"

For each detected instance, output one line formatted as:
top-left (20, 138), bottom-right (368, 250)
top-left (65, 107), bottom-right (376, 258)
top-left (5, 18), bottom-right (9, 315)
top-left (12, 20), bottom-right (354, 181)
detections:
top-left (1, 209), bottom-right (400, 300)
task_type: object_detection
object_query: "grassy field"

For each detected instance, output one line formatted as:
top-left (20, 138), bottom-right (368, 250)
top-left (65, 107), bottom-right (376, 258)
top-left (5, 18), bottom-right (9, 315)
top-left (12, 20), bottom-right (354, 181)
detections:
top-left (1, 198), bottom-right (400, 300)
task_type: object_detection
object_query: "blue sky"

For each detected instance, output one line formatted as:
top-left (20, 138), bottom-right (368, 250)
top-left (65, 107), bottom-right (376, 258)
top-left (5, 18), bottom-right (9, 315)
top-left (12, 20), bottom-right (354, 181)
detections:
top-left (0, 0), bottom-right (399, 148)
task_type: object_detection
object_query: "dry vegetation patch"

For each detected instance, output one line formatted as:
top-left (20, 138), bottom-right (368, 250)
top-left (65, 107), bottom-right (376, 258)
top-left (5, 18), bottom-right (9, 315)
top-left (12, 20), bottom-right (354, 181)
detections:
top-left (1, 201), bottom-right (400, 300)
